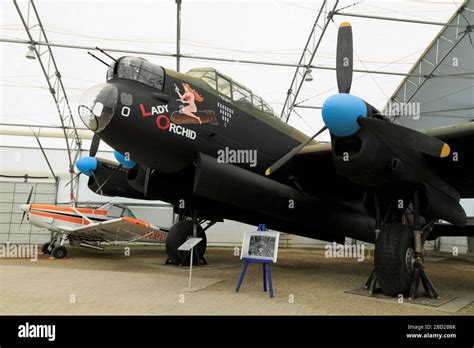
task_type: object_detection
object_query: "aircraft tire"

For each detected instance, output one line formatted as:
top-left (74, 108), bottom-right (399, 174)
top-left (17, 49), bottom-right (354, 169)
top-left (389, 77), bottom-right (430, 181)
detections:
top-left (374, 223), bottom-right (415, 297)
top-left (52, 246), bottom-right (68, 259)
top-left (41, 242), bottom-right (52, 254)
top-left (166, 220), bottom-right (207, 265)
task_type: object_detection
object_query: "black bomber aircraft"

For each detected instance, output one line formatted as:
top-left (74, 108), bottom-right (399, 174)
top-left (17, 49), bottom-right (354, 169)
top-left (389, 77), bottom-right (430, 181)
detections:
top-left (75, 22), bottom-right (474, 299)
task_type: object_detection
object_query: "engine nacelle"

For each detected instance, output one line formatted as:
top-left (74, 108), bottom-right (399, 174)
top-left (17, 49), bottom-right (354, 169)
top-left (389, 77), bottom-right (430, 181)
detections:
top-left (127, 166), bottom-right (147, 193)
top-left (331, 126), bottom-right (418, 191)
top-left (193, 153), bottom-right (376, 243)
top-left (127, 166), bottom-right (194, 204)
top-left (330, 127), bottom-right (467, 227)
top-left (87, 160), bottom-right (144, 199)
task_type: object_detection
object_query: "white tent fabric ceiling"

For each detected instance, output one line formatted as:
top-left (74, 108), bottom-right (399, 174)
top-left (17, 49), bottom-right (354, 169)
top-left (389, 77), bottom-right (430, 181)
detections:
top-left (386, 0), bottom-right (474, 130)
top-left (0, 0), bottom-right (472, 151)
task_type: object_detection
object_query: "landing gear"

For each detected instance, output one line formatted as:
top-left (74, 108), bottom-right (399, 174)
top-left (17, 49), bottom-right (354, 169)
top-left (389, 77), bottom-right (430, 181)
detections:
top-left (43, 232), bottom-right (69, 259)
top-left (165, 220), bottom-right (208, 266)
top-left (366, 192), bottom-right (439, 300)
top-left (41, 242), bottom-right (53, 254)
top-left (370, 223), bottom-right (415, 296)
top-left (52, 245), bottom-right (68, 259)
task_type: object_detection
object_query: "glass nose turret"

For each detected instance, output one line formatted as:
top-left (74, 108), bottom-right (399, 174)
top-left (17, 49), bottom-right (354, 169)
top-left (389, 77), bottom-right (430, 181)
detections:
top-left (78, 83), bottom-right (118, 132)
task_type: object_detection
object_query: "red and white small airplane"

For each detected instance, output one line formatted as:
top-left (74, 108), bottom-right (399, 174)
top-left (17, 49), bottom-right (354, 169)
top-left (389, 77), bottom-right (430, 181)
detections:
top-left (20, 195), bottom-right (168, 259)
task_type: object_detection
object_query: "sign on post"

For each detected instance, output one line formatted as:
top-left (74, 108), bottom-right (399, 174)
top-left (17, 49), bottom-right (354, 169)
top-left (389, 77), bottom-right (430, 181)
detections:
top-left (178, 237), bottom-right (202, 291)
top-left (178, 237), bottom-right (202, 251)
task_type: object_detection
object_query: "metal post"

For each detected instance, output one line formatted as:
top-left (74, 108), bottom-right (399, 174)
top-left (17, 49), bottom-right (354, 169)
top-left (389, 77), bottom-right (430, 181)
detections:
top-left (191, 213), bottom-right (202, 265)
top-left (468, 237), bottom-right (474, 253)
top-left (413, 191), bottom-right (423, 254)
top-left (0, 38), bottom-right (429, 78)
top-left (176, 0), bottom-right (182, 72)
top-left (332, 11), bottom-right (470, 29)
top-left (413, 192), bottom-right (420, 231)
top-left (0, 122), bottom-right (89, 131)
top-left (31, 128), bottom-right (57, 180)
top-left (28, 183), bottom-right (35, 244)
top-left (294, 105), bottom-right (322, 110)
top-left (188, 247), bottom-right (193, 289)
top-left (13, 0), bottom-right (82, 206)
top-left (374, 194), bottom-right (381, 241)
top-left (8, 182), bottom-right (16, 242)
top-left (382, 1), bottom-right (471, 118)
top-left (280, 0), bottom-right (339, 123)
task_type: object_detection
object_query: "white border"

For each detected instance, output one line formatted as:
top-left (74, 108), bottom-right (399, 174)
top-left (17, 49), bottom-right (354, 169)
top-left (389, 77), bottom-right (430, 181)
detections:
top-left (240, 230), bottom-right (279, 263)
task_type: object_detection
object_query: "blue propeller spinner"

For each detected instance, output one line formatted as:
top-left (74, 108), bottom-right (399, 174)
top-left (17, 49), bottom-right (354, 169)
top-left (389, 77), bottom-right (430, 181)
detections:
top-left (321, 93), bottom-right (367, 137)
top-left (76, 151), bottom-right (136, 177)
top-left (76, 157), bottom-right (98, 177)
top-left (113, 151), bottom-right (136, 169)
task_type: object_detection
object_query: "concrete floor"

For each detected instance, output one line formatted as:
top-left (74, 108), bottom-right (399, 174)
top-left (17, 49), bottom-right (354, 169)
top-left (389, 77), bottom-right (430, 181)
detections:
top-left (0, 246), bottom-right (473, 315)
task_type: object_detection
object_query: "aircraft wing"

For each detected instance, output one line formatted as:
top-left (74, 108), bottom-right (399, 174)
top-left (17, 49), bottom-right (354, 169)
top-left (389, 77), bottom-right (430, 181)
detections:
top-left (292, 142), bottom-right (367, 202)
top-left (64, 217), bottom-right (167, 243)
top-left (427, 217), bottom-right (474, 240)
top-left (293, 122), bottom-right (474, 199)
top-left (423, 122), bottom-right (474, 198)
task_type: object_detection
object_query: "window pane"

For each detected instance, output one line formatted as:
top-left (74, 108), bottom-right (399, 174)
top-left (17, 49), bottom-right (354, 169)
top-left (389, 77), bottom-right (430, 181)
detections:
top-left (106, 63), bottom-right (115, 81)
top-left (262, 101), bottom-right (274, 115)
top-left (217, 74), bottom-right (232, 98)
top-left (123, 208), bottom-right (136, 218)
top-left (117, 57), bottom-right (138, 80)
top-left (139, 61), bottom-right (164, 89)
top-left (137, 66), bottom-right (154, 87)
top-left (253, 94), bottom-right (263, 110)
top-left (108, 205), bottom-right (123, 218)
top-left (232, 83), bottom-right (252, 106)
top-left (200, 71), bottom-right (216, 89)
top-left (116, 57), bottom-right (164, 90)
top-left (187, 70), bottom-right (205, 79)
top-left (186, 67), bottom-right (277, 117)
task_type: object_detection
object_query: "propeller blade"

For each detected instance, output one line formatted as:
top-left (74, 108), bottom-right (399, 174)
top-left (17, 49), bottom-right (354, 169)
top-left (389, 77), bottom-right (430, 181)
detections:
top-left (336, 22), bottom-right (353, 94)
top-left (64, 172), bottom-right (81, 187)
top-left (144, 167), bottom-right (151, 197)
top-left (90, 170), bottom-right (103, 195)
top-left (20, 211), bottom-right (26, 227)
top-left (357, 117), bottom-right (450, 158)
top-left (26, 186), bottom-right (34, 204)
top-left (265, 126), bottom-right (327, 176)
top-left (90, 134), bottom-right (100, 157)
top-left (95, 165), bottom-right (122, 193)
top-left (20, 186), bottom-right (34, 227)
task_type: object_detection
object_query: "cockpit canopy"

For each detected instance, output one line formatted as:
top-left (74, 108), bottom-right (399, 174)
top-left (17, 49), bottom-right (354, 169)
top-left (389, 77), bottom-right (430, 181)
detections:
top-left (186, 68), bottom-right (277, 117)
top-left (96, 202), bottom-right (136, 219)
top-left (107, 57), bottom-right (165, 90)
top-left (105, 58), bottom-right (276, 116)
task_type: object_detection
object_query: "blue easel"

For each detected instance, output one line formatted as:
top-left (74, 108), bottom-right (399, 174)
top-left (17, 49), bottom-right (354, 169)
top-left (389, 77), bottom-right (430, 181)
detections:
top-left (235, 224), bottom-right (274, 298)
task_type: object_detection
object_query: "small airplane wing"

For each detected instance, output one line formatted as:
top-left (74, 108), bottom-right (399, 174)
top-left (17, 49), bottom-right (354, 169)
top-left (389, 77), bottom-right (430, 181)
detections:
top-left (65, 217), bottom-right (167, 243)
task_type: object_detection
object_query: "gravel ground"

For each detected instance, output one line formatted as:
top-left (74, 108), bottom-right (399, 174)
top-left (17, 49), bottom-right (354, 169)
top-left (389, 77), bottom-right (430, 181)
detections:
top-left (0, 245), bottom-right (472, 315)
